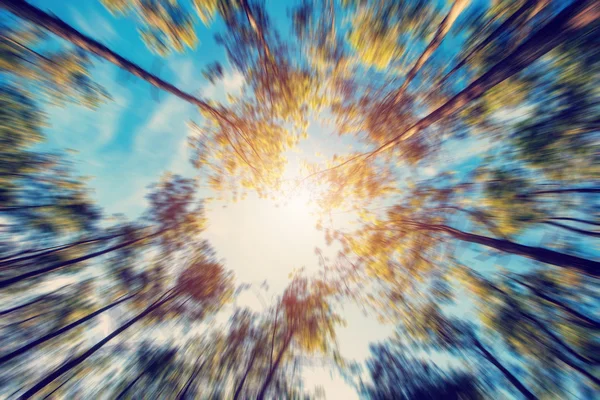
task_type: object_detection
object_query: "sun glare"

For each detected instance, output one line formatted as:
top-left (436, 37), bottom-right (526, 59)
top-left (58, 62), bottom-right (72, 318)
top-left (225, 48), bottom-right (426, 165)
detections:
top-left (204, 185), bottom-right (325, 296)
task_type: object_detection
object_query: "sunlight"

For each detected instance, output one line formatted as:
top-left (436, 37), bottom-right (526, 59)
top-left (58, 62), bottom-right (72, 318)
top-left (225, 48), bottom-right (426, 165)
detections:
top-left (204, 188), bottom-right (325, 296)
top-left (3, 0), bottom-right (595, 397)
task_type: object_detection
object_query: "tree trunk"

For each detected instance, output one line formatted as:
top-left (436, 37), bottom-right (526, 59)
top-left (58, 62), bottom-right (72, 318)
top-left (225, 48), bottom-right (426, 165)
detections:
top-left (509, 277), bottom-right (600, 330)
top-left (550, 346), bottom-right (600, 386)
top-left (0, 291), bottom-right (139, 366)
top-left (0, 285), bottom-right (68, 316)
top-left (176, 356), bottom-right (206, 400)
top-left (408, 221), bottom-right (600, 278)
top-left (522, 187), bottom-right (600, 197)
top-left (434, 0), bottom-right (542, 91)
top-left (18, 289), bottom-right (178, 399)
top-left (41, 373), bottom-right (76, 399)
top-left (239, 0), bottom-right (273, 61)
top-left (256, 331), bottom-right (294, 400)
top-left (547, 217), bottom-right (600, 227)
top-left (233, 343), bottom-right (261, 400)
top-left (368, 0), bottom-right (598, 156)
top-left (0, 228), bottom-right (167, 289)
top-left (115, 367), bottom-right (148, 400)
top-left (473, 337), bottom-right (537, 400)
top-left (0, 0), bottom-right (226, 120)
top-left (270, 304), bottom-right (280, 369)
top-left (0, 231), bottom-right (132, 269)
top-left (522, 312), bottom-right (598, 366)
top-left (390, 0), bottom-right (471, 103)
top-left (0, 203), bottom-right (83, 212)
top-left (487, 282), bottom-right (598, 366)
top-left (542, 221), bottom-right (600, 238)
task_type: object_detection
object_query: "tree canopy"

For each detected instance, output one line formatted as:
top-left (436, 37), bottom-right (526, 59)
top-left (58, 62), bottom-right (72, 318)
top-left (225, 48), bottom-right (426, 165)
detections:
top-left (0, 0), bottom-right (598, 398)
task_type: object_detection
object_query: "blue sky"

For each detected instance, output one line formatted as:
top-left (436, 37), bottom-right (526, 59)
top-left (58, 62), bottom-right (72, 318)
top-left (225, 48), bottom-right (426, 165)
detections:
top-left (24, 1), bottom-right (396, 396)
top-left (20, 1), bottom-right (581, 398)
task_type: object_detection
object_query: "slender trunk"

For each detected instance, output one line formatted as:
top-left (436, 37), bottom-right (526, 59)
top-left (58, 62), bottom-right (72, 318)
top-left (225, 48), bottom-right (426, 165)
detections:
top-left (270, 304), bottom-right (280, 369)
top-left (547, 217), bottom-right (600, 227)
top-left (435, 205), bottom-right (507, 238)
top-left (473, 337), bottom-right (537, 400)
top-left (42, 373), bottom-right (75, 399)
top-left (0, 285), bottom-right (69, 316)
top-left (0, 292), bottom-right (139, 366)
top-left (368, 0), bottom-right (598, 156)
top-left (0, 0), bottom-right (226, 120)
top-left (176, 356), bottom-right (206, 400)
top-left (390, 0), bottom-right (471, 103)
top-left (521, 187), bottom-right (600, 197)
top-left (18, 289), bottom-right (178, 399)
top-left (0, 231), bottom-right (131, 269)
top-left (523, 312), bottom-right (598, 366)
top-left (233, 343), bottom-right (261, 400)
top-left (0, 204), bottom-right (82, 212)
top-left (2, 311), bottom-right (50, 329)
top-left (1, 34), bottom-right (57, 65)
top-left (487, 282), bottom-right (598, 366)
top-left (115, 367), bottom-right (148, 400)
top-left (239, 0), bottom-right (273, 61)
top-left (550, 346), bottom-right (600, 386)
top-left (509, 277), bottom-right (600, 330)
top-left (0, 228), bottom-right (167, 289)
top-left (434, 0), bottom-right (541, 91)
top-left (257, 331), bottom-right (294, 400)
top-left (408, 221), bottom-right (600, 278)
top-left (542, 221), bottom-right (600, 238)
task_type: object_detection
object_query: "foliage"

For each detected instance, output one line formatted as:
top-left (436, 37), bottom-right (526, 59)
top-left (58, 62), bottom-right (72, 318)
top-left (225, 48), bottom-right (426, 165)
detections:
top-left (0, 0), bottom-right (598, 398)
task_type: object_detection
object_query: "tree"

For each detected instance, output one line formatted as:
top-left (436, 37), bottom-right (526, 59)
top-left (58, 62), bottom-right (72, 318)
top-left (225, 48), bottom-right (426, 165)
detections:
top-left (256, 275), bottom-right (342, 399)
top-left (18, 253), bottom-right (233, 398)
top-left (362, 340), bottom-right (482, 400)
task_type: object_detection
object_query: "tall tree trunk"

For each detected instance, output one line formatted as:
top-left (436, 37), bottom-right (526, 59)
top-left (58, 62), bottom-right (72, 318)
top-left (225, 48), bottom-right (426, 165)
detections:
top-left (522, 312), bottom-right (598, 366)
top-left (41, 373), bottom-right (76, 399)
top-left (0, 0), bottom-right (255, 170)
top-left (256, 331), bottom-right (294, 400)
top-left (0, 285), bottom-right (69, 316)
top-left (0, 231), bottom-right (132, 269)
top-left (176, 355), bottom-right (206, 400)
top-left (542, 221), bottom-right (600, 238)
top-left (521, 187), bottom-right (600, 197)
top-left (407, 221), bottom-right (600, 277)
top-left (550, 346), bottom-right (600, 386)
top-left (233, 343), bottom-right (261, 400)
top-left (434, 0), bottom-right (542, 92)
top-left (487, 282), bottom-right (598, 366)
top-left (508, 277), bottom-right (600, 330)
top-left (390, 0), bottom-right (471, 103)
top-left (18, 289), bottom-right (178, 399)
top-left (270, 304), bottom-right (280, 369)
top-left (0, 228), bottom-right (167, 289)
top-left (368, 0), bottom-right (598, 156)
top-left (0, 0), bottom-right (226, 120)
top-left (473, 337), bottom-right (537, 400)
top-left (239, 0), bottom-right (273, 61)
top-left (115, 367), bottom-right (148, 400)
top-left (0, 203), bottom-right (83, 212)
top-left (0, 292), bottom-right (139, 366)
top-left (547, 217), bottom-right (600, 227)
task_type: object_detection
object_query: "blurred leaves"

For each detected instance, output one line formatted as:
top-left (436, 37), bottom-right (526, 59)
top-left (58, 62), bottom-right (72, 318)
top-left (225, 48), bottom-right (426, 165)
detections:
top-left (1, 0), bottom-right (599, 398)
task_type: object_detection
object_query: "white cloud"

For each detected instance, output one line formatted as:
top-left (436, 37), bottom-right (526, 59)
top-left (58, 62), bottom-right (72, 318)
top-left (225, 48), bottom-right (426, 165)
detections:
top-left (492, 104), bottom-right (535, 124)
top-left (196, 69), bottom-right (246, 102)
top-left (134, 95), bottom-right (192, 155)
top-left (70, 8), bottom-right (117, 42)
top-left (222, 71), bottom-right (245, 93)
top-left (423, 166), bottom-right (437, 176)
top-left (168, 135), bottom-right (195, 176)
